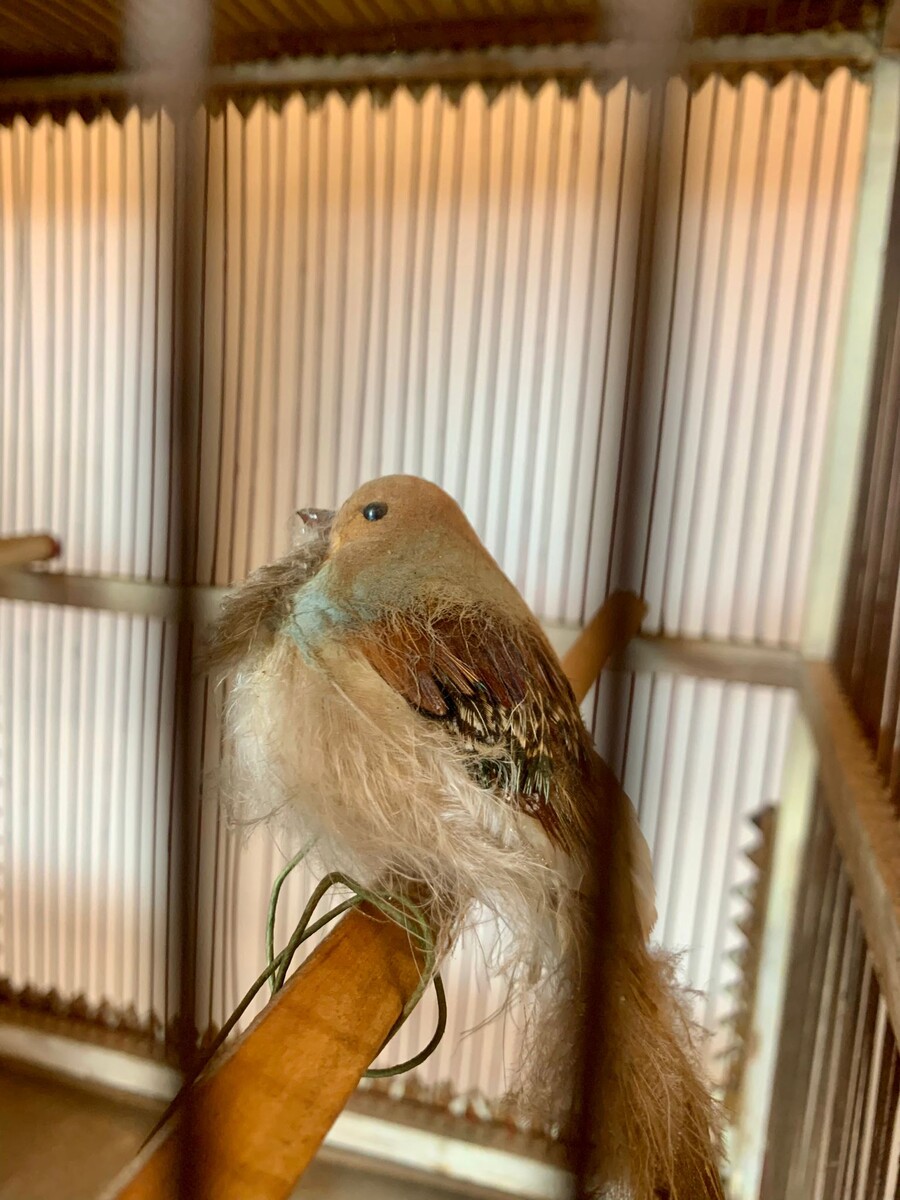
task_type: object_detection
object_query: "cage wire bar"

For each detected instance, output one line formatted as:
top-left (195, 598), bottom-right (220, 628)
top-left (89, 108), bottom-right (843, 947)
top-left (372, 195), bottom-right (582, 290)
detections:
top-left (124, 0), bottom-right (214, 1195)
top-left (838, 112), bottom-right (900, 805)
top-left (2, 4), bottom-right (900, 1199)
top-left (573, 12), bottom-right (686, 1193)
top-left (761, 790), bottom-right (900, 1200)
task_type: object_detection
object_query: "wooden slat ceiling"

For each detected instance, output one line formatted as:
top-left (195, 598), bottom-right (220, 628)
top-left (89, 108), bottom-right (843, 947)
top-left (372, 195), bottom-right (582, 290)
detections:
top-left (0, 0), bottom-right (884, 80)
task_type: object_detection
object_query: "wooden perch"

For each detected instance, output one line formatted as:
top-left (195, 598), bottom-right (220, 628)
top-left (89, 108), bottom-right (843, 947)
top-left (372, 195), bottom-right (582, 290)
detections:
top-left (107, 590), bottom-right (646, 1200)
top-left (0, 533), bottom-right (60, 568)
top-left (561, 590), bottom-right (649, 704)
top-left (106, 905), bottom-right (425, 1200)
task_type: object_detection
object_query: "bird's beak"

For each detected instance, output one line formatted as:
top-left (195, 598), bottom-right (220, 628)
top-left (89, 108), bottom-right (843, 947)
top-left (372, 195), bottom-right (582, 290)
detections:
top-left (296, 507), bottom-right (335, 530)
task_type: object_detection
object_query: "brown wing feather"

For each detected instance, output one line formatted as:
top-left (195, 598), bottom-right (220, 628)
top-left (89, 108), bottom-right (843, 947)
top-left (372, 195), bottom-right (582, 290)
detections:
top-left (344, 608), bottom-right (657, 937)
top-left (344, 611), bottom-right (589, 849)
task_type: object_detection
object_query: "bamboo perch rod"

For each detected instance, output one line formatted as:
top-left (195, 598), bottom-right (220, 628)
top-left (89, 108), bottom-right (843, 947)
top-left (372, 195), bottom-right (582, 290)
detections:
top-left (106, 589), bottom-right (646, 1200)
top-left (104, 904), bottom-right (427, 1200)
top-left (0, 533), bottom-right (60, 568)
top-left (562, 590), bottom-right (649, 704)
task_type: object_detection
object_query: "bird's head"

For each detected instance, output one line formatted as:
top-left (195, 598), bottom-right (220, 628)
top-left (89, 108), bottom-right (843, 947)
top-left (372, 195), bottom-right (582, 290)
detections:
top-left (208, 475), bottom-right (521, 671)
top-left (294, 474), bottom-right (528, 628)
top-left (299, 475), bottom-right (493, 616)
top-left (325, 476), bottom-right (481, 552)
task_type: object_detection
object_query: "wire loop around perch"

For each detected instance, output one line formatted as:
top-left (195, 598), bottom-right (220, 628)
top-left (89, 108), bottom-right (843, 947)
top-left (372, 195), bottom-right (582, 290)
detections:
top-left (264, 846), bottom-right (447, 1078)
top-left (141, 848), bottom-right (446, 1147)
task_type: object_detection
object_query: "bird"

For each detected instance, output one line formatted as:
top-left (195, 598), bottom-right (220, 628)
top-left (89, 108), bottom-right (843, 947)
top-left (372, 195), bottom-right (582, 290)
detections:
top-left (206, 474), bottom-right (724, 1200)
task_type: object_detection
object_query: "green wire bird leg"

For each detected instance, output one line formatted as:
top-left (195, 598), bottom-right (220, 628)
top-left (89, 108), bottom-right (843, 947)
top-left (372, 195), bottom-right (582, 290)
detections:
top-left (264, 848), bottom-right (447, 1078)
top-left (142, 850), bottom-right (447, 1146)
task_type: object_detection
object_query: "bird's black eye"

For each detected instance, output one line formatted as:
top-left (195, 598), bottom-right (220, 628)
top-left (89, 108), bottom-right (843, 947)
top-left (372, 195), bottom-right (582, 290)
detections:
top-left (362, 501), bottom-right (388, 522)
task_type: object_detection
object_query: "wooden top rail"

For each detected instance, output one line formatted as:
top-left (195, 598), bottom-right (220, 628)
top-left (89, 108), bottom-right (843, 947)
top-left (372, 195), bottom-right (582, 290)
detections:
top-left (799, 662), bottom-right (900, 1044)
top-left (106, 590), bottom-right (646, 1200)
top-left (0, 533), bottom-right (60, 569)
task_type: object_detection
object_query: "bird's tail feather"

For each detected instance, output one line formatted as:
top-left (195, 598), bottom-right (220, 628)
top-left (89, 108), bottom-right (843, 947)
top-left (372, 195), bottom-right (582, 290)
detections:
top-left (520, 926), bottom-right (724, 1199)
top-left (516, 763), bottom-right (725, 1200)
top-left (592, 941), bottom-right (725, 1199)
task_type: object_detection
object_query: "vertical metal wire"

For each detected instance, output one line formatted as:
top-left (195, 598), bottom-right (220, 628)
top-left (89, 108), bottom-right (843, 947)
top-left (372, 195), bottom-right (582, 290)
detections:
top-left (782, 71), bottom-right (858, 643)
top-left (574, 48), bottom-right (675, 1191)
top-left (433, 89), bottom-right (466, 487)
top-left (40, 117), bottom-right (59, 993)
top-left (578, 82), bottom-right (631, 626)
top-left (491, 89), bottom-right (538, 557)
top-left (514, 83), bottom-right (562, 593)
top-left (122, 3), bottom-right (212, 1194)
top-left (174, 103), bottom-right (210, 1200)
top-left (352, 97), bottom-right (377, 487)
top-left (472, 85), bottom-right (514, 535)
top-left (78, 116), bottom-right (96, 990)
top-left (147, 124), bottom-right (168, 1022)
top-left (637, 83), bottom-right (692, 609)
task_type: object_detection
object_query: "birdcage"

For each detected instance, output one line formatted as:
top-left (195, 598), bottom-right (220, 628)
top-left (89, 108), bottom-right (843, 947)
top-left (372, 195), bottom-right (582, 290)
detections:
top-left (1, 2), bottom-right (899, 1198)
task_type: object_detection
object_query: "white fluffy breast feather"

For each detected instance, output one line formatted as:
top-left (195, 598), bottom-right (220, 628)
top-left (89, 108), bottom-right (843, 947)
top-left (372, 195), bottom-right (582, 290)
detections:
top-left (221, 634), bottom-right (580, 982)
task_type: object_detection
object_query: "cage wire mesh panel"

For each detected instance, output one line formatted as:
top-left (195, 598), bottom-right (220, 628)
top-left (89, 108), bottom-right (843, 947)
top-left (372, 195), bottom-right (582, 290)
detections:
top-left (0, 66), bottom-right (869, 1114)
top-left (798, 126), bottom-right (900, 1198)
top-left (838, 144), bottom-right (900, 809)
top-left (0, 108), bottom-right (177, 581)
top-left (0, 604), bottom-right (177, 1029)
top-left (762, 792), bottom-right (900, 1199)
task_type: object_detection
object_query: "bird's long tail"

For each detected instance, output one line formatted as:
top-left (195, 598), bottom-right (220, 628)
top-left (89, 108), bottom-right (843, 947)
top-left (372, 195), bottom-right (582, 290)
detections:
top-left (519, 772), bottom-right (725, 1198)
top-left (520, 928), bottom-right (724, 1198)
top-left (589, 941), bottom-right (725, 1198)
